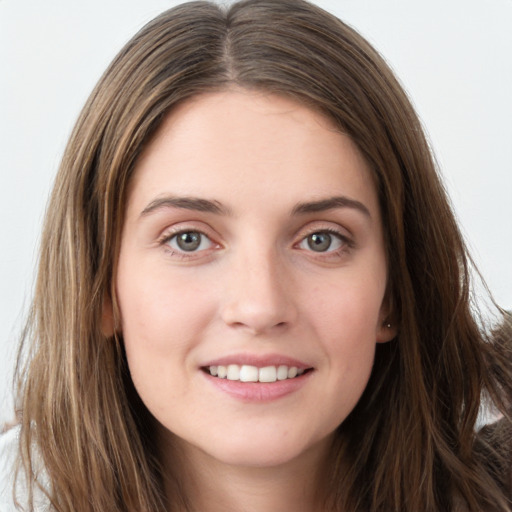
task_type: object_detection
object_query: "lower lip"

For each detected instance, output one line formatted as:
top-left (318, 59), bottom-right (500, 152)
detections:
top-left (202, 371), bottom-right (313, 402)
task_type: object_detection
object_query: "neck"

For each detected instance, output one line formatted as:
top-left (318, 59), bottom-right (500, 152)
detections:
top-left (159, 431), bottom-right (332, 512)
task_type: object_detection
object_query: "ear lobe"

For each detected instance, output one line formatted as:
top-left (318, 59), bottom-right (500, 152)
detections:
top-left (101, 294), bottom-right (116, 337)
top-left (376, 321), bottom-right (398, 343)
top-left (377, 287), bottom-right (398, 343)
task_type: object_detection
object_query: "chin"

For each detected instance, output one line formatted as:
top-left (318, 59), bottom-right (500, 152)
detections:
top-left (194, 427), bottom-right (333, 469)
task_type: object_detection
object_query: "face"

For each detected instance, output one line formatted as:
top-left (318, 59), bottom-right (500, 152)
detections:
top-left (112, 90), bottom-right (395, 471)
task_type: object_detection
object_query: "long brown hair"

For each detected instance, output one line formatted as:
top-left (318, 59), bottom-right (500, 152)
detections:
top-left (15, 0), bottom-right (512, 510)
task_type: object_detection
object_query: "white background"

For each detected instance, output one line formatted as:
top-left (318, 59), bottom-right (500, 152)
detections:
top-left (1, 0), bottom-right (511, 425)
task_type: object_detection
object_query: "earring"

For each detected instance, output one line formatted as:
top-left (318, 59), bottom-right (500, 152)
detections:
top-left (385, 323), bottom-right (391, 328)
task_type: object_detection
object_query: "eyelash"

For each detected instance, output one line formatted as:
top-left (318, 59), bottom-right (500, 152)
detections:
top-left (296, 227), bottom-right (354, 258)
top-left (158, 228), bottom-right (217, 260)
top-left (157, 226), bottom-right (354, 260)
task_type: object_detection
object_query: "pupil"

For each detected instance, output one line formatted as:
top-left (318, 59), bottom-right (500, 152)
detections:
top-left (308, 232), bottom-right (331, 252)
top-left (177, 232), bottom-right (201, 251)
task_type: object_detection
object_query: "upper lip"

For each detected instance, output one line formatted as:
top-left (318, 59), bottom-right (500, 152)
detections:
top-left (201, 353), bottom-right (313, 370)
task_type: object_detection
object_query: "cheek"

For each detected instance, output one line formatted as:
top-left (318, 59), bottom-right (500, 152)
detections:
top-left (304, 274), bottom-right (385, 397)
top-left (118, 262), bottom-right (213, 344)
top-left (306, 272), bottom-right (386, 342)
top-left (116, 263), bottom-right (217, 394)
top-left (117, 271), bottom-right (218, 422)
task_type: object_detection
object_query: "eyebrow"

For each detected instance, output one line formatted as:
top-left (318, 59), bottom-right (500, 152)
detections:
top-left (291, 196), bottom-right (371, 217)
top-left (140, 196), bottom-right (231, 217)
top-left (140, 194), bottom-right (371, 219)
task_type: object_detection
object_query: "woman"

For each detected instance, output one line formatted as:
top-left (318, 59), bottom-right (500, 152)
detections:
top-left (8, 0), bottom-right (512, 510)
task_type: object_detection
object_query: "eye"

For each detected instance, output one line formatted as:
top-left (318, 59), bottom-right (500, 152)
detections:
top-left (166, 231), bottom-right (213, 252)
top-left (299, 231), bottom-right (345, 253)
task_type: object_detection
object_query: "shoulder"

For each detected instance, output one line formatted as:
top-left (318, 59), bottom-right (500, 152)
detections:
top-left (0, 425), bottom-right (20, 511)
top-left (476, 416), bottom-right (512, 501)
top-left (0, 425), bottom-right (51, 511)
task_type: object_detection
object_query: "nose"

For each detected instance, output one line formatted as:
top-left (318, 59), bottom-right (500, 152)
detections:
top-left (220, 247), bottom-right (297, 335)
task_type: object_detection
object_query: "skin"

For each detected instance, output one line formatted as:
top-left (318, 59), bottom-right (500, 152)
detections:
top-left (110, 89), bottom-right (396, 511)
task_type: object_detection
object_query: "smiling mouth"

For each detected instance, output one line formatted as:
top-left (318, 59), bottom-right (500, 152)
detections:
top-left (202, 364), bottom-right (313, 383)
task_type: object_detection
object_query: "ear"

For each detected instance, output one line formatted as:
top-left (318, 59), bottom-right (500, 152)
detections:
top-left (376, 320), bottom-right (398, 343)
top-left (376, 295), bottom-right (398, 343)
top-left (101, 294), bottom-right (116, 338)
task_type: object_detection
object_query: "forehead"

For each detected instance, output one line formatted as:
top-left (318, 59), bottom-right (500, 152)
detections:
top-left (127, 89), bottom-right (379, 219)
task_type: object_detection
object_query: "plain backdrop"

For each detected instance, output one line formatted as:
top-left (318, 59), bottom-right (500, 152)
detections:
top-left (1, 0), bottom-right (511, 426)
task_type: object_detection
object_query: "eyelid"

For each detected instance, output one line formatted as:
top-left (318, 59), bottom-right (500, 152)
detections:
top-left (300, 230), bottom-right (351, 250)
top-left (158, 227), bottom-right (207, 245)
top-left (157, 220), bottom-right (217, 242)
top-left (167, 231), bottom-right (213, 253)
top-left (294, 221), bottom-right (353, 244)
top-left (293, 223), bottom-right (355, 258)
top-left (156, 222), bottom-right (222, 258)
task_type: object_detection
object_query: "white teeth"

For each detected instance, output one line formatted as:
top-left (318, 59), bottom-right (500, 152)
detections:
top-left (240, 365), bottom-right (259, 382)
top-left (277, 365), bottom-right (288, 380)
top-left (208, 364), bottom-right (307, 382)
top-left (259, 366), bottom-right (277, 383)
top-left (227, 364), bottom-right (240, 381)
